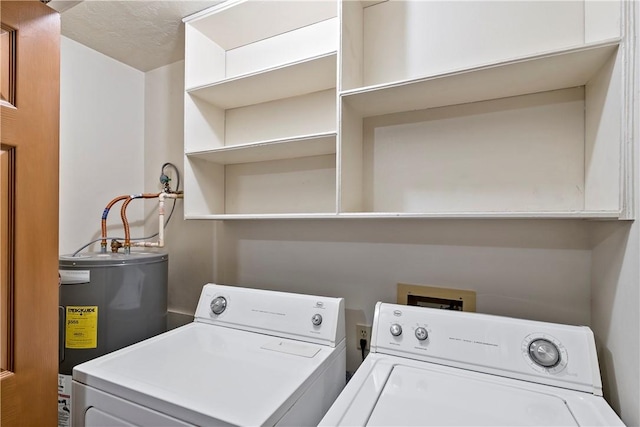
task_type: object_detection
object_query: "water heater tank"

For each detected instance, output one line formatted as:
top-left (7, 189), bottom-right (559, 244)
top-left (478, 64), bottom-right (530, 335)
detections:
top-left (58, 252), bottom-right (168, 375)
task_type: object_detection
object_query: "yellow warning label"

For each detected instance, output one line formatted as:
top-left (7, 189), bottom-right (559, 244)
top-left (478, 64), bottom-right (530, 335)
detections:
top-left (65, 306), bottom-right (98, 349)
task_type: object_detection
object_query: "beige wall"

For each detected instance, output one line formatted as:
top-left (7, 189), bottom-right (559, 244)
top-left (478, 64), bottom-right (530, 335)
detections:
top-left (214, 218), bottom-right (594, 374)
top-left (143, 61), bottom-right (216, 318)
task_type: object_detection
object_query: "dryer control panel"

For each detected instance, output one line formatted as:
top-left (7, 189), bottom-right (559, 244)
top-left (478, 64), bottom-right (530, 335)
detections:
top-left (370, 302), bottom-right (602, 395)
top-left (194, 283), bottom-right (345, 348)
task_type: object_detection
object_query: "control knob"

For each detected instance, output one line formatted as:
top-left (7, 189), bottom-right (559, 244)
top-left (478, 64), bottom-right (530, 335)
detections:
top-left (528, 338), bottom-right (560, 368)
top-left (415, 327), bottom-right (428, 341)
top-left (311, 313), bottom-right (323, 326)
top-left (210, 296), bottom-right (227, 315)
top-left (390, 323), bottom-right (402, 337)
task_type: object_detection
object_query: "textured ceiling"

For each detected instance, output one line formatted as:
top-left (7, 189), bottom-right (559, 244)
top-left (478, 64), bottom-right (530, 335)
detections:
top-left (53, 0), bottom-right (223, 72)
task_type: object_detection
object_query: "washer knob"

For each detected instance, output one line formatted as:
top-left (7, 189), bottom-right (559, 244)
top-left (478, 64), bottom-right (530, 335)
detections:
top-left (210, 296), bottom-right (227, 315)
top-left (311, 313), bottom-right (323, 326)
top-left (415, 327), bottom-right (428, 341)
top-left (390, 323), bottom-right (402, 337)
top-left (528, 338), bottom-right (560, 368)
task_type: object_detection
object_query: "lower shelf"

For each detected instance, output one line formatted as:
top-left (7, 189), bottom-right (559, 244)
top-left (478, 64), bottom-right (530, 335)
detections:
top-left (184, 210), bottom-right (623, 220)
top-left (184, 153), bottom-right (337, 216)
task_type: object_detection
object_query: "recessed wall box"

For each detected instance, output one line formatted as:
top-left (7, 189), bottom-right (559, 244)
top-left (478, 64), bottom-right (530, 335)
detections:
top-left (397, 283), bottom-right (476, 312)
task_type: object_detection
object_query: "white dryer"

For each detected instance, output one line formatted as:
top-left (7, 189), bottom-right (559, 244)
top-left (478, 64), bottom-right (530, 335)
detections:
top-left (72, 283), bottom-right (346, 426)
top-left (320, 302), bottom-right (624, 426)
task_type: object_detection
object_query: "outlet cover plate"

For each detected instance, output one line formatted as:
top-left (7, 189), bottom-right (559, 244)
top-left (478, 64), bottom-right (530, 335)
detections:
top-left (356, 324), bottom-right (371, 350)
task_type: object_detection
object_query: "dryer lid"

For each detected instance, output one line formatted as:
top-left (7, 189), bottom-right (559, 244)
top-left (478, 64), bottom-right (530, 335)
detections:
top-left (73, 322), bottom-right (339, 426)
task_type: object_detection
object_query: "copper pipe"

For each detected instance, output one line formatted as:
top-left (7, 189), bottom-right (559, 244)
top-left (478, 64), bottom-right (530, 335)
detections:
top-left (120, 197), bottom-right (134, 250)
top-left (100, 195), bottom-right (130, 252)
top-left (120, 193), bottom-right (161, 252)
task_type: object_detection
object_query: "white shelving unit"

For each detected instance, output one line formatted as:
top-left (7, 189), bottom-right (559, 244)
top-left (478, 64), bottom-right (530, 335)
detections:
top-left (184, 0), bottom-right (338, 217)
top-left (183, 0), bottom-right (633, 220)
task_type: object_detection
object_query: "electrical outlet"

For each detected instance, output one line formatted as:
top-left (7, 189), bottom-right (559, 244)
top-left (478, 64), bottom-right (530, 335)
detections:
top-left (356, 324), bottom-right (371, 350)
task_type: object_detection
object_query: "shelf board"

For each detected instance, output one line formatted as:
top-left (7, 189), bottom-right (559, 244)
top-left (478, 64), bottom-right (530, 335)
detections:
top-left (188, 53), bottom-right (337, 109)
top-left (185, 213), bottom-right (340, 220)
top-left (184, 210), bottom-right (623, 220)
top-left (337, 211), bottom-right (622, 219)
top-left (186, 133), bottom-right (337, 165)
top-left (341, 39), bottom-right (620, 117)
top-left (185, 0), bottom-right (337, 51)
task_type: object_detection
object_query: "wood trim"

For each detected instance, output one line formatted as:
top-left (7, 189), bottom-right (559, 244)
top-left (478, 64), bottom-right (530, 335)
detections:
top-left (0, 24), bottom-right (16, 106)
top-left (0, 145), bottom-right (15, 372)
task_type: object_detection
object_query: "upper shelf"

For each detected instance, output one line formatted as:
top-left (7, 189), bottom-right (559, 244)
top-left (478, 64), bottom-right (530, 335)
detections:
top-left (341, 39), bottom-right (620, 117)
top-left (188, 53), bottom-right (337, 109)
top-left (185, 0), bottom-right (337, 50)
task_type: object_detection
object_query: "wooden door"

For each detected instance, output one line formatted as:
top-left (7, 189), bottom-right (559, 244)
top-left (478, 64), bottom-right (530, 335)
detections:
top-left (1, 1), bottom-right (60, 426)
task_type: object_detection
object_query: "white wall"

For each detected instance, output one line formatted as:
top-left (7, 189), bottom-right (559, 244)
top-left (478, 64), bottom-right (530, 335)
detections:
top-left (59, 36), bottom-right (145, 255)
top-left (591, 222), bottom-right (639, 425)
top-left (143, 61), bottom-right (216, 320)
top-left (588, 4), bottom-right (640, 423)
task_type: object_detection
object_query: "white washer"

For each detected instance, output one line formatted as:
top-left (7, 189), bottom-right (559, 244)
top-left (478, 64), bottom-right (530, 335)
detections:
top-left (320, 302), bottom-right (624, 426)
top-left (72, 283), bottom-right (346, 426)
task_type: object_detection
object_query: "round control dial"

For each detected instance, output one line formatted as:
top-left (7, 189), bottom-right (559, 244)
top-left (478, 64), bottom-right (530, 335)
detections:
top-left (528, 338), bottom-right (560, 368)
top-left (390, 323), bottom-right (402, 337)
top-left (415, 327), bottom-right (428, 341)
top-left (311, 313), bottom-right (322, 326)
top-left (522, 334), bottom-right (567, 374)
top-left (210, 296), bottom-right (227, 315)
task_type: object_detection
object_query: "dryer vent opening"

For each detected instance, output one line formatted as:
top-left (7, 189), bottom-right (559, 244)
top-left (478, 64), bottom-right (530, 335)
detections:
top-left (397, 283), bottom-right (476, 312)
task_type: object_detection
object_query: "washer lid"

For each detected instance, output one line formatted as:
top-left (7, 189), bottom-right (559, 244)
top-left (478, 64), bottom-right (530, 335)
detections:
top-left (367, 365), bottom-right (578, 426)
top-left (73, 322), bottom-right (339, 426)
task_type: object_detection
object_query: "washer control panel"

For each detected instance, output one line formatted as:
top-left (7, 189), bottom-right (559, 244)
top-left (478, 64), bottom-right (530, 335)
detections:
top-left (371, 302), bottom-right (601, 394)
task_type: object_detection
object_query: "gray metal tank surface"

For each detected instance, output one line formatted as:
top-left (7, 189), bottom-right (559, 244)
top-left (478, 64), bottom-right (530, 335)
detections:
top-left (59, 252), bottom-right (168, 375)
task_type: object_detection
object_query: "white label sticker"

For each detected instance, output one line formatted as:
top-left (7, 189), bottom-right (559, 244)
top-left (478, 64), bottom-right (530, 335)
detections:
top-left (59, 270), bottom-right (90, 284)
top-left (58, 374), bottom-right (72, 427)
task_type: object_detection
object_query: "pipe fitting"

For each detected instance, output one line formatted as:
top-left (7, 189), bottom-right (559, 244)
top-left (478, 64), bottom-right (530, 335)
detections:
top-left (131, 191), bottom-right (184, 249)
top-left (110, 239), bottom-right (123, 253)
